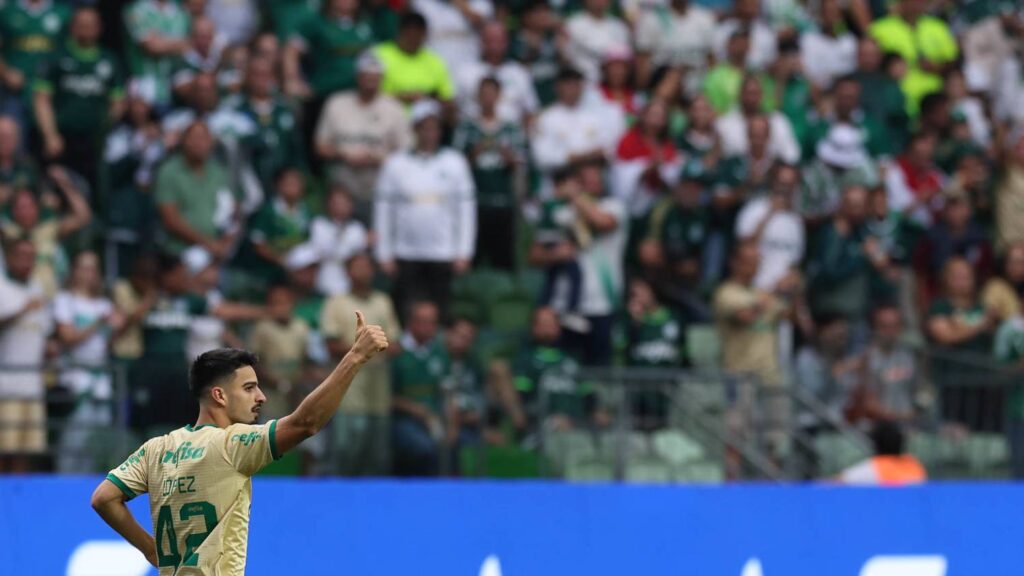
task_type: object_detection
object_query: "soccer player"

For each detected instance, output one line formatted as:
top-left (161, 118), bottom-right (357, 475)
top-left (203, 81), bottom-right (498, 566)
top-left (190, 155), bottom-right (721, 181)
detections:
top-left (90, 311), bottom-right (388, 574)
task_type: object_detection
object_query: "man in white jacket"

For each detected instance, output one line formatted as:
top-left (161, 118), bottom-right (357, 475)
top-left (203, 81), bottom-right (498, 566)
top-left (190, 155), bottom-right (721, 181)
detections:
top-left (375, 99), bottom-right (476, 321)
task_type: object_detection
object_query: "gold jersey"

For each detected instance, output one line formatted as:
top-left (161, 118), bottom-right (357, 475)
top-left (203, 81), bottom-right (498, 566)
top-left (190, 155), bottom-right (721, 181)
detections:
top-left (107, 420), bottom-right (281, 575)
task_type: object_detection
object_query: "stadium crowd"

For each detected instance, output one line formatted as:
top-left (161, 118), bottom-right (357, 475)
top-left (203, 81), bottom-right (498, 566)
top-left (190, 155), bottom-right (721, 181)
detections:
top-left (0, 0), bottom-right (1022, 479)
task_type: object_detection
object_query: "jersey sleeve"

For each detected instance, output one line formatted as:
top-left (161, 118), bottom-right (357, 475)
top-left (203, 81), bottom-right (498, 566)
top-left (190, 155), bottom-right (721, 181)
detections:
top-left (223, 420), bottom-right (281, 476)
top-left (106, 441), bottom-right (153, 500)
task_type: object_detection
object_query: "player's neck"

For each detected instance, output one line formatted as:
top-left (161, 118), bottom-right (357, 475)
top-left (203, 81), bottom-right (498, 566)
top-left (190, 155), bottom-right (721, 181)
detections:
top-left (194, 407), bottom-right (231, 429)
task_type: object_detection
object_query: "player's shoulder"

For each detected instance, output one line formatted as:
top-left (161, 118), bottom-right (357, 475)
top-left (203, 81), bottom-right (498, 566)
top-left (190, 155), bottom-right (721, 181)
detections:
top-left (224, 421), bottom-right (276, 446)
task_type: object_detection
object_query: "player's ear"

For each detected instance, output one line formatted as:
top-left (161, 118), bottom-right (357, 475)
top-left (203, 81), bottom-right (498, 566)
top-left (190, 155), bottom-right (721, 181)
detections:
top-left (210, 386), bottom-right (228, 407)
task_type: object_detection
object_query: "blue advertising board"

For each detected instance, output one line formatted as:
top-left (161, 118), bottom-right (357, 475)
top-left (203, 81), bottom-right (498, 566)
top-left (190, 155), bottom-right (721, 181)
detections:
top-left (0, 477), bottom-right (1019, 575)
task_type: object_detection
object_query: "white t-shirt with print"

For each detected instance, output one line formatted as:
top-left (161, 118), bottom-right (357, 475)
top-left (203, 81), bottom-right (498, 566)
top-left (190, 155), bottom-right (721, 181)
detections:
top-left (735, 197), bottom-right (805, 291)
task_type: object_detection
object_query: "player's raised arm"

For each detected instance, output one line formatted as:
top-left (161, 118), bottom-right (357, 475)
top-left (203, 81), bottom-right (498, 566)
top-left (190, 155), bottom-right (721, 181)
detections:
top-left (274, 311), bottom-right (388, 454)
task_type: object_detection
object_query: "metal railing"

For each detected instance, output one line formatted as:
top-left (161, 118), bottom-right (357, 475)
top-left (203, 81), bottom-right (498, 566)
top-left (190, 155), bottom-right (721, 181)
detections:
top-left (2, 348), bottom-right (1021, 481)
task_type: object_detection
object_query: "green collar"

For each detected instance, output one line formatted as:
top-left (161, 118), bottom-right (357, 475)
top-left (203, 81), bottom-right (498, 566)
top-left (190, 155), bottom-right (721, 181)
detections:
top-left (67, 40), bottom-right (100, 61)
top-left (185, 423), bottom-right (220, 431)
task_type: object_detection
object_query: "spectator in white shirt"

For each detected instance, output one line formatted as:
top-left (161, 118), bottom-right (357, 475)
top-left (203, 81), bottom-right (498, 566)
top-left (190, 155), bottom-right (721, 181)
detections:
top-left (315, 52), bottom-right (412, 223)
top-left (799, 0), bottom-right (857, 90)
top-left (413, 0), bottom-right (493, 71)
top-left (716, 75), bottom-right (801, 164)
top-left (736, 163), bottom-right (806, 292)
top-left (53, 251), bottom-right (124, 473)
top-left (714, 0), bottom-right (777, 71)
top-left (564, 0), bottom-right (631, 83)
top-left (634, 0), bottom-right (717, 90)
top-left (0, 239), bottom-right (52, 472)
top-left (375, 100), bottom-right (476, 320)
top-left (312, 186), bottom-right (370, 296)
top-left (532, 67), bottom-right (625, 196)
top-left (456, 21), bottom-right (540, 124)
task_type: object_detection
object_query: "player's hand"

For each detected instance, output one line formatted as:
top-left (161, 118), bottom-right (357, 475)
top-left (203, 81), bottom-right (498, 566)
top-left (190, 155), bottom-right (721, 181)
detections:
top-left (350, 310), bottom-right (388, 364)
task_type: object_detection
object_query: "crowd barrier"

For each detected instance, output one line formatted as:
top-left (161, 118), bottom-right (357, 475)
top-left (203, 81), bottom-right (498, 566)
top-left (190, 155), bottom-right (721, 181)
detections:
top-left (1, 477), bottom-right (1021, 575)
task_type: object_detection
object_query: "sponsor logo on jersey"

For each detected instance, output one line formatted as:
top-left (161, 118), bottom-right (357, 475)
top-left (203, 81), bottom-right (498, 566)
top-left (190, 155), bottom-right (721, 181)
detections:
top-left (117, 448), bottom-right (145, 472)
top-left (231, 431), bottom-right (262, 447)
top-left (163, 441), bottom-right (206, 466)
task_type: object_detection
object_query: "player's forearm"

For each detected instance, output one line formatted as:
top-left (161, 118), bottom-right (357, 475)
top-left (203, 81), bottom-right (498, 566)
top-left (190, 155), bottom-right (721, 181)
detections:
top-left (93, 500), bottom-right (156, 565)
top-left (289, 353), bottom-right (365, 436)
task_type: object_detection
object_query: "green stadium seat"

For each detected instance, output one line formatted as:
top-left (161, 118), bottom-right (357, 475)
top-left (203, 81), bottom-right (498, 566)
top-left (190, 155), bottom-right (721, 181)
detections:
top-left (652, 430), bottom-right (705, 465)
top-left (814, 433), bottom-right (871, 475)
top-left (965, 433), bottom-right (1010, 474)
top-left (460, 446), bottom-right (541, 479)
top-left (488, 295), bottom-right (534, 333)
top-left (566, 458), bottom-right (615, 481)
top-left (674, 460), bottom-right (725, 483)
top-left (543, 430), bottom-right (596, 474)
top-left (686, 325), bottom-right (721, 370)
top-left (625, 458), bottom-right (673, 483)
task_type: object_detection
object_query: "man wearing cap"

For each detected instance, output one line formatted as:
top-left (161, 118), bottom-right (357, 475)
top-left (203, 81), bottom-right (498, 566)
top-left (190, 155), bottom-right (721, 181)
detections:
top-left (375, 99), bottom-right (476, 322)
top-left (800, 122), bottom-right (880, 225)
top-left (532, 67), bottom-right (624, 197)
top-left (315, 50), bottom-right (411, 223)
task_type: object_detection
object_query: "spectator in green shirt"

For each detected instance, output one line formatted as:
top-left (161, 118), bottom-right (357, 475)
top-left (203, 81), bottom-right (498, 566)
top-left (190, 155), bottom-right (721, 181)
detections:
top-left (703, 29), bottom-right (749, 115)
top-left (123, 0), bottom-right (190, 109)
top-left (243, 167), bottom-right (313, 285)
top-left (850, 37), bottom-right (909, 157)
top-left (283, 0), bottom-right (377, 101)
top-left (392, 300), bottom-right (446, 476)
top-left (639, 177), bottom-right (714, 322)
top-left (154, 120), bottom-right (238, 258)
top-left (224, 57), bottom-right (306, 196)
top-left (0, 0), bottom-right (71, 98)
top-left (511, 307), bottom-right (599, 431)
top-left (129, 252), bottom-right (264, 431)
top-left (452, 76), bottom-right (526, 271)
top-left (626, 278), bottom-right (683, 430)
top-left (33, 7), bottom-right (125, 198)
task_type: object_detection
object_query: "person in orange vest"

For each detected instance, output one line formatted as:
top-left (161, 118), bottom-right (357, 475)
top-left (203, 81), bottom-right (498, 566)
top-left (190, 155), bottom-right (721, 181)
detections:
top-left (837, 420), bottom-right (927, 485)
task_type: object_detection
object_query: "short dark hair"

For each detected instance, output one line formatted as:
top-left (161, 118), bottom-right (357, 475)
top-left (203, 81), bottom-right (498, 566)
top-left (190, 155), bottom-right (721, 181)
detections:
top-left (399, 11), bottom-right (428, 31)
top-left (273, 165), bottom-right (304, 186)
top-left (189, 348), bottom-right (259, 399)
top-left (156, 252), bottom-right (184, 276)
top-left (871, 420), bottom-right (905, 456)
top-left (478, 76), bottom-right (501, 92)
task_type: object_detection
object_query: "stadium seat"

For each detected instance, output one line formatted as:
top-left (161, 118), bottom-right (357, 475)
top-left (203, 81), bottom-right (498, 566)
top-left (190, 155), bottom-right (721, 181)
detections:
top-left (625, 458), bottom-right (673, 483)
top-left (814, 433), bottom-right (870, 475)
top-left (565, 458), bottom-right (615, 482)
top-left (674, 460), bottom-right (725, 483)
top-left (652, 430), bottom-right (705, 466)
top-left (544, 430), bottom-right (597, 474)
top-left (965, 434), bottom-right (1010, 475)
top-left (686, 325), bottom-right (721, 370)
top-left (487, 294), bottom-right (534, 333)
